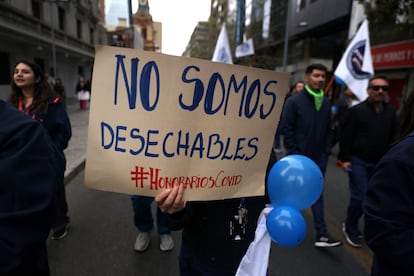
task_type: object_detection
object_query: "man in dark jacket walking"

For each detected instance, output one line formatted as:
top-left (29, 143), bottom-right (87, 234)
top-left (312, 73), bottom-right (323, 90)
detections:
top-left (282, 63), bottom-right (342, 248)
top-left (339, 76), bottom-right (397, 248)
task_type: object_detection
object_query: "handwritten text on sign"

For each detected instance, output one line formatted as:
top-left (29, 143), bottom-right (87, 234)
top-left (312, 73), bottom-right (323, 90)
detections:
top-left (85, 46), bottom-right (289, 201)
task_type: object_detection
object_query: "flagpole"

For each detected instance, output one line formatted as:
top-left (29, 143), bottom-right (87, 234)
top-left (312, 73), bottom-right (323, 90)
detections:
top-left (324, 75), bottom-right (335, 95)
top-left (282, 0), bottom-right (292, 72)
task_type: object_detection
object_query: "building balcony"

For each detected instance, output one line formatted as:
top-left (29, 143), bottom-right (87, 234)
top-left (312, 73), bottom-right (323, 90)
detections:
top-left (0, 3), bottom-right (94, 57)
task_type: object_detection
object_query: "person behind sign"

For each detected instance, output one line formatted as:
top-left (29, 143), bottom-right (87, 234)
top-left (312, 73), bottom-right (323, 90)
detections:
top-left (338, 76), bottom-right (397, 248)
top-left (363, 89), bottom-right (414, 275)
top-left (331, 86), bottom-right (360, 147)
top-left (282, 63), bottom-right (342, 248)
top-left (0, 99), bottom-right (58, 275)
top-left (53, 77), bottom-right (67, 105)
top-left (75, 76), bottom-right (90, 110)
top-left (8, 60), bottom-right (72, 240)
top-left (155, 151), bottom-right (276, 275)
top-left (130, 195), bottom-right (175, 252)
top-left (273, 80), bottom-right (305, 153)
top-left (45, 71), bottom-right (55, 88)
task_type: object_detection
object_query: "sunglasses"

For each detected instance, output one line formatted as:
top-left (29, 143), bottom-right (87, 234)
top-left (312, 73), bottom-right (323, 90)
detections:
top-left (369, 85), bottom-right (389, 92)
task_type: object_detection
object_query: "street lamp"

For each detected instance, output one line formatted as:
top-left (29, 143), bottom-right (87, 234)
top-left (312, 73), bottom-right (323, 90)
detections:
top-left (43, 0), bottom-right (71, 78)
top-left (282, 0), bottom-right (292, 72)
top-left (50, 3), bottom-right (57, 78)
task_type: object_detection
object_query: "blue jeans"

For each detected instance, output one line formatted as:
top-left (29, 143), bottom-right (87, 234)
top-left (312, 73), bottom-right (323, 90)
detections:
top-left (311, 154), bottom-right (328, 236)
top-left (130, 195), bottom-right (170, 234)
top-left (311, 194), bottom-right (327, 236)
top-left (345, 156), bottom-right (376, 237)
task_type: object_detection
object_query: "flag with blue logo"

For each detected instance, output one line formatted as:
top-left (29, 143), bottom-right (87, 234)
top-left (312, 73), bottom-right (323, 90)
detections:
top-left (334, 19), bottom-right (374, 101)
top-left (212, 23), bottom-right (233, 64)
top-left (235, 38), bottom-right (255, 58)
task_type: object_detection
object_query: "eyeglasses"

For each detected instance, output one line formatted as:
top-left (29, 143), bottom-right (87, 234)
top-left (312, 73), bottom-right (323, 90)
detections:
top-left (369, 85), bottom-right (389, 92)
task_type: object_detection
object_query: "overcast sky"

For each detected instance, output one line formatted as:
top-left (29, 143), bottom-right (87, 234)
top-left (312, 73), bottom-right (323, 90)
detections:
top-left (105, 0), bottom-right (211, 56)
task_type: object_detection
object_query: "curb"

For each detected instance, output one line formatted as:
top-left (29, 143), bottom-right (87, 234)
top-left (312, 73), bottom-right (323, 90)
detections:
top-left (64, 155), bottom-right (86, 185)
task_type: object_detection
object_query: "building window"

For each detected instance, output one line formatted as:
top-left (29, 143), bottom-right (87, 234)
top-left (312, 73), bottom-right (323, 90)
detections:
top-left (262, 0), bottom-right (271, 39)
top-left (78, 66), bottom-right (84, 77)
top-left (89, 27), bottom-right (94, 45)
top-left (32, 0), bottom-right (41, 19)
top-left (58, 6), bottom-right (65, 31)
top-left (297, 0), bottom-right (306, 12)
top-left (0, 52), bottom-right (10, 85)
top-left (77, 19), bottom-right (82, 39)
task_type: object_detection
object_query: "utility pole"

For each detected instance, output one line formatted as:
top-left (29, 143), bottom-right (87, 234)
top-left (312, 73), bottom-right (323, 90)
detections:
top-left (49, 2), bottom-right (57, 78)
top-left (282, 0), bottom-right (292, 72)
top-left (44, 0), bottom-right (71, 78)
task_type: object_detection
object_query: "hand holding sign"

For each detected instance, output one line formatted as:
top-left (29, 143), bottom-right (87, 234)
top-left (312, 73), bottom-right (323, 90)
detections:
top-left (155, 183), bottom-right (186, 214)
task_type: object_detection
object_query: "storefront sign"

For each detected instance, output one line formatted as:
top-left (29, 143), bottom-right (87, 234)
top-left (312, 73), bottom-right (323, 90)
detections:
top-left (371, 40), bottom-right (414, 69)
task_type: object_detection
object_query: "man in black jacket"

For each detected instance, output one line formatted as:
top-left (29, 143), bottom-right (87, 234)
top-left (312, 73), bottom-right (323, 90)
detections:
top-left (363, 89), bottom-right (414, 275)
top-left (282, 64), bottom-right (342, 248)
top-left (339, 76), bottom-right (397, 248)
top-left (0, 99), bottom-right (57, 275)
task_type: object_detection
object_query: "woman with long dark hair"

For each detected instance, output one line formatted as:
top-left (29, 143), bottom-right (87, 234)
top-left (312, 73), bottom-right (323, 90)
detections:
top-left (9, 60), bottom-right (72, 240)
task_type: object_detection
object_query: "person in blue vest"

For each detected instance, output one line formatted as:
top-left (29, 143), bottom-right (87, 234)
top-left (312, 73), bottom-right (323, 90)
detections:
top-left (9, 60), bottom-right (72, 240)
top-left (363, 89), bottom-right (414, 276)
top-left (0, 99), bottom-right (58, 275)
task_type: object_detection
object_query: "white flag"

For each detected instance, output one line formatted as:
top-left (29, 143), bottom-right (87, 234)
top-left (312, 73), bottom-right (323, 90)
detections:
top-left (212, 24), bottom-right (233, 64)
top-left (334, 19), bottom-right (374, 101)
top-left (235, 38), bottom-right (255, 58)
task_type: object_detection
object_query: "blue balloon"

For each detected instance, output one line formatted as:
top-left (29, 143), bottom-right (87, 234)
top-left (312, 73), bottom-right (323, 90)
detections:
top-left (267, 154), bottom-right (324, 210)
top-left (266, 206), bottom-right (306, 247)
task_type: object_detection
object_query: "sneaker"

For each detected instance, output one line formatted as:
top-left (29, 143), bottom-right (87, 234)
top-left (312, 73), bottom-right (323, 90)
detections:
top-left (134, 232), bottom-right (150, 252)
top-left (159, 234), bottom-right (174, 251)
top-left (51, 224), bottom-right (68, 240)
top-left (342, 223), bottom-right (362, 248)
top-left (314, 233), bottom-right (342, 248)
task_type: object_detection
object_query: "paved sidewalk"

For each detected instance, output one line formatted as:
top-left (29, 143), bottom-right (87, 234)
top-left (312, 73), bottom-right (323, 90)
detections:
top-left (64, 99), bottom-right (89, 184)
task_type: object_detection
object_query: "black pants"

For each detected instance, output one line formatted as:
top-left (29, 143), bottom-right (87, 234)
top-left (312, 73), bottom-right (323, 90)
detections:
top-left (51, 158), bottom-right (69, 230)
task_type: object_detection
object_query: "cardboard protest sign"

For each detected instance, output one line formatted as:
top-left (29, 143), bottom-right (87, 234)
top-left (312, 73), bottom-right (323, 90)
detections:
top-left (84, 45), bottom-right (289, 201)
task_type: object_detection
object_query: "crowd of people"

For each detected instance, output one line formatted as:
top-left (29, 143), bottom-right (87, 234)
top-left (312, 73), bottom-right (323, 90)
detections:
top-left (1, 60), bottom-right (413, 275)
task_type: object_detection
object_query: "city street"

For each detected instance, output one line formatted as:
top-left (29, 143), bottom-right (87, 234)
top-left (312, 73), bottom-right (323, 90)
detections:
top-left (48, 147), bottom-right (372, 276)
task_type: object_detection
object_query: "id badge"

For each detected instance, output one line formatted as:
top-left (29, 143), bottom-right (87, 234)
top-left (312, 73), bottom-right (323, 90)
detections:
top-left (229, 207), bottom-right (248, 241)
